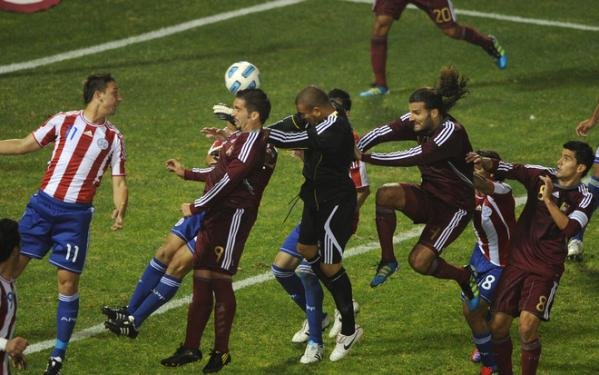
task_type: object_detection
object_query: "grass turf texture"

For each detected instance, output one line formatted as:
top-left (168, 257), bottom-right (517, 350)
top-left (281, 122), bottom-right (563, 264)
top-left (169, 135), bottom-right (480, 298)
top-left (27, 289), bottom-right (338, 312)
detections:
top-left (1, 0), bottom-right (599, 373)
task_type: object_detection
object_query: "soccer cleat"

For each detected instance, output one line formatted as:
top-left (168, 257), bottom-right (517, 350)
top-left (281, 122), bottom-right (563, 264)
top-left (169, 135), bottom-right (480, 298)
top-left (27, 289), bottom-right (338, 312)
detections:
top-left (359, 85), bottom-right (389, 97)
top-left (292, 314), bottom-right (330, 343)
top-left (329, 325), bottom-right (363, 362)
top-left (370, 260), bottom-right (398, 288)
top-left (104, 316), bottom-right (139, 339)
top-left (101, 305), bottom-right (129, 321)
top-left (567, 239), bottom-right (583, 261)
top-left (480, 366), bottom-right (499, 375)
top-left (300, 340), bottom-right (324, 364)
top-left (489, 35), bottom-right (507, 69)
top-left (160, 345), bottom-right (202, 367)
top-left (329, 300), bottom-right (360, 338)
top-left (43, 356), bottom-right (62, 375)
top-left (461, 265), bottom-right (480, 311)
top-left (470, 347), bottom-right (481, 363)
top-left (202, 350), bottom-right (231, 373)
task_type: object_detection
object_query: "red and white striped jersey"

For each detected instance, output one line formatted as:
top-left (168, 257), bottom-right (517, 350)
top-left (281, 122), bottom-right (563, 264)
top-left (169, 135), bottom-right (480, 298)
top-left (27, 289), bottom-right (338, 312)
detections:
top-left (472, 181), bottom-right (516, 267)
top-left (32, 111), bottom-right (127, 204)
top-left (0, 276), bottom-right (17, 375)
top-left (350, 132), bottom-right (369, 189)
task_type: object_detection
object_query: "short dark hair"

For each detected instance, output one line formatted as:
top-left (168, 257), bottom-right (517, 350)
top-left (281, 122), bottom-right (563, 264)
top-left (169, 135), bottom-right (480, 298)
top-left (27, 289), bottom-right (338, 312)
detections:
top-left (476, 149), bottom-right (501, 160)
top-left (328, 88), bottom-right (352, 112)
top-left (563, 140), bottom-right (594, 177)
top-left (83, 73), bottom-right (116, 104)
top-left (409, 66), bottom-right (468, 115)
top-left (0, 219), bottom-right (19, 263)
top-left (295, 86), bottom-right (331, 110)
top-left (236, 88), bottom-right (271, 124)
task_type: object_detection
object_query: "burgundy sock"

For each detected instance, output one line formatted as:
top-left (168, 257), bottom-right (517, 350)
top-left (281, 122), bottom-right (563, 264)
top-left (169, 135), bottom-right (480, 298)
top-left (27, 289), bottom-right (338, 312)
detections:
top-left (493, 336), bottom-right (514, 375)
top-left (370, 36), bottom-right (388, 87)
top-left (184, 276), bottom-right (213, 349)
top-left (212, 278), bottom-right (236, 353)
top-left (376, 206), bottom-right (397, 263)
top-left (521, 339), bottom-right (542, 375)
top-left (430, 257), bottom-right (468, 285)
top-left (462, 26), bottom-right (495, 55)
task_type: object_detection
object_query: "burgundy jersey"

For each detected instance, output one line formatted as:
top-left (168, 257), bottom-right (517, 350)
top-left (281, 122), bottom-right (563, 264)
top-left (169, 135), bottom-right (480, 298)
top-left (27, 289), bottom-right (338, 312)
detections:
top-left (472, 181), bottom-right (516, 267)
top-left (358, 112), bottom-right (474, 211)
top-left (0, 276), bottom-right (16, 375)
top-left (492, 160), bottom-right (595, 278)
top-left (185, 129), bottom-right (277, 213)
top-left (32, 111), bottom-right (126, 204)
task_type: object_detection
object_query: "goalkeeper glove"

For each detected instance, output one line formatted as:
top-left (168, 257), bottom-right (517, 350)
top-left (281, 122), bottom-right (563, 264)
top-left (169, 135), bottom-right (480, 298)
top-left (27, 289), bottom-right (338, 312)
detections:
top-left (213, 103), bottom-right (235, 123)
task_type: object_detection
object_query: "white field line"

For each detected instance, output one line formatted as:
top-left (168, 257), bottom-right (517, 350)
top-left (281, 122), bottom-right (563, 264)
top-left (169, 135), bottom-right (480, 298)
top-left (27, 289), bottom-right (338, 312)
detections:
top-left (0, 0), bottom-right (306, 75)
top-left (26, 195), bottom-right (529, 354)
top-left (343, 0), bottom-right (599, 32)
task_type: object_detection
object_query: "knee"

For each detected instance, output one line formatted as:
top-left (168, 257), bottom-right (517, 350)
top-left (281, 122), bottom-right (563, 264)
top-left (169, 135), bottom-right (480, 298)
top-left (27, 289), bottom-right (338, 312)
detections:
top-left (372, 16), bottom-right (393, 37)
top-left (490, 318), bottom-right (510, 339)
top-left (58, 277), bottom-right (78, 295)
top-left (442, 25), bottom-right (463, 39)
top-left (518, 320), bottom-right (539, 342)
top-left (408, 250), bottom-right (431, 275)
top-left (297, 243), bottom-right (317, 259)
top-left (167, 256), bottom-right (192, 279)
top-left (155, 245), bottom-right (176, 264)
top-left (376, 184), bottom-right (401, 207)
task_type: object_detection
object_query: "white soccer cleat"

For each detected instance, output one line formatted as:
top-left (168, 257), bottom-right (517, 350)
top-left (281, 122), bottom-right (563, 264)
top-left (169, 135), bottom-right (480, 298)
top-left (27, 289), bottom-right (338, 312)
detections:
top-left (292, 314), bottom-right (331, 343)
top-left (567, 239), bottom-right (584, 261)
top-left (329, 325), bottom-right (363, 362)
top-left (299, 341), bottom-right (324, 364)
top-left (329, 300), bottom-right (360, 338)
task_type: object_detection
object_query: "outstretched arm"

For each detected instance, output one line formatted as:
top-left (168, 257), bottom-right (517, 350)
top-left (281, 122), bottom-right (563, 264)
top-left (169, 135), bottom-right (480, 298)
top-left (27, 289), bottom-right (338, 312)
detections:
top-left (0, 133), bottom-right (42, 155)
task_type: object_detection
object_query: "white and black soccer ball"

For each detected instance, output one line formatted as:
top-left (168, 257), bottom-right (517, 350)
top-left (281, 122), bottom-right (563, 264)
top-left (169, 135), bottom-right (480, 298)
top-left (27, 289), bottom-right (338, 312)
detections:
top-left (224, 61), bottom-right (260, 94)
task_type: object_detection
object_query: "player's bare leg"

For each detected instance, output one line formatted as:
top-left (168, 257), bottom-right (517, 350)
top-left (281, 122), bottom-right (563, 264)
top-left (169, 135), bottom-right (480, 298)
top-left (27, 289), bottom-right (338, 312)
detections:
top-left (360, 14), bottom-right (393, 97)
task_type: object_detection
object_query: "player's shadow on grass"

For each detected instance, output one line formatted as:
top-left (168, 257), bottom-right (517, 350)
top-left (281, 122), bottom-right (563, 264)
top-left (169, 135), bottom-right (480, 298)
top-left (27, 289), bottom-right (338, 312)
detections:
top-left (470, 66), bottom-right (599, 91)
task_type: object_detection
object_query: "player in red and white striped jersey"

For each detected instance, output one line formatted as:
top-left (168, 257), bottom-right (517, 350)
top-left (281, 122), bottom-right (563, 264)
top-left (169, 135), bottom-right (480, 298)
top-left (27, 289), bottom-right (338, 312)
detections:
top-left (0, 74), bottom-right (128, 375)
top-left (0, 219), bottom-right (29, 375)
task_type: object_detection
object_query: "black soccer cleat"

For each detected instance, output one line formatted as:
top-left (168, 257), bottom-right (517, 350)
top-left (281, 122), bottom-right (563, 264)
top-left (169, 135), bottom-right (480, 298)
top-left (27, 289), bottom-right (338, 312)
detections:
top-left (104, 316), bottom-right (139, 339)
top-left (101, 305), bottom-right (129, 321)
top-left (203, 350), bottom-right (231, 373)
top-left (43, 356), bottom-right (63, 375)
top-left (160, 345), bottom-right (202, 367)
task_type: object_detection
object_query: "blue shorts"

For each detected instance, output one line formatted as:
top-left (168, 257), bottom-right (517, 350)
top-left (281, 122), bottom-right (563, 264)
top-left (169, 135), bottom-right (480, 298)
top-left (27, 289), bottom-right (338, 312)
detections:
top-left (462, 244), bottom-right (504, 304)
top-left (170, 212), bottom-right (205, 255)
top-left (19, 191), bottom-right (94, 274)
top-left (279, 224), bottom-right (302, 259)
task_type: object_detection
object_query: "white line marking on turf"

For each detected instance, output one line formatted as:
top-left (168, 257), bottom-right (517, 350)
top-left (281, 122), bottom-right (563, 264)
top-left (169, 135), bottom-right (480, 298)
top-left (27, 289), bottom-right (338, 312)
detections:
top-left (343, 0), bottom-right (599, 32)
top-left (26, 195), bottom-right (530, 353)
top-left (25, 226), bottom-right (423, 354)
top-left (0, 0), bottom-right (306, 76)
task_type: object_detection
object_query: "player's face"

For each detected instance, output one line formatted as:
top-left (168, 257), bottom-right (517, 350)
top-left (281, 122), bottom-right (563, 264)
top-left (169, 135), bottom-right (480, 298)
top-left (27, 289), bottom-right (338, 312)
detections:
top-left (232, 98), bottom-right (258, 131)
top-left (98, 82), bottom-right (122, 116)
top-left (556, 148), bottom-right (584, 180)
top-left (409, 102), bottom-right (434, 132)
top-left (296, 102), bottom-right (319, 125)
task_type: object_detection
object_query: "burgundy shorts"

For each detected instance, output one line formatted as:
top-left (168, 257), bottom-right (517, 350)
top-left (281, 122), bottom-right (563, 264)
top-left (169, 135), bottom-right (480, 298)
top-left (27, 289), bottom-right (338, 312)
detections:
top-left (400, 183), bottom-right (471, 254)
top-left (373, 0), bottom-right (457, 29)
top-left (193, 207), bottom-right (257, 275)
top-left (491, 265), bottom-right (560, 321)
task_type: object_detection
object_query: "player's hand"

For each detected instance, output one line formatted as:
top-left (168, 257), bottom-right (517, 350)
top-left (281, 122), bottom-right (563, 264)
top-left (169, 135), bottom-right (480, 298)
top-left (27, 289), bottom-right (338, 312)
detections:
top-left (538, 175), bottom-right (553, 202)
top-left (213, 103), bottom-right (235, 124)
top-left (465, 152), bottom-right (481, 165)
top-left (6, 337), bottom-right (28, 356)
top-left (111, 207), bottom-right (125, 231)
top-left (576, 118), bottom-right (595, 137)
top-left (354, 145), bottom-right (362, 161)
top-left (180, 203), bottom-right (193, 217)
top-left (10, 353), bottom-right (27, 370)
top-left (165, 159), bottom-right (185, 177)
top-left (201, 127), bottom-right (229, 141)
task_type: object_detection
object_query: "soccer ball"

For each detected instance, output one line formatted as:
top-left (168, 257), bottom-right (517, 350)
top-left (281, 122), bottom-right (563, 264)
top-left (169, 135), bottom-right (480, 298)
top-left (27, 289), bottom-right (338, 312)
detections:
top-left (224, 61), bottom-right (260, 94)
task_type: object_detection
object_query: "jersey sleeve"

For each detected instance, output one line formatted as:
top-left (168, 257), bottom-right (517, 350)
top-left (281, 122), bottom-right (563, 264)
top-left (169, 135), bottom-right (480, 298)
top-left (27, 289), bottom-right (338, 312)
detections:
top-left (362, 121), bottom-right (463, 166)
top-left (564, 188), bottom-right (595, 236)
top-left (190, 131), bottom-right (264, 212)
top-left (32, 113), bottom-right (64, 147)
top-left (357, 113), bottom-right (415, 152)
top-left (491, 160), bottom-right (555, 191)
top-left (110, 132), bottom-right (127, 176)
top-left (184, 166), bottom-right (215, 182)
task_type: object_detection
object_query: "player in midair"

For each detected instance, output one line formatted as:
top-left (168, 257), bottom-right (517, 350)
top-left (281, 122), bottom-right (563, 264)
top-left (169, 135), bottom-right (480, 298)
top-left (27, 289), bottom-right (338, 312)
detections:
top-left (360, 0), bottom-right (506, 97)
top-left (356, 66), bottom-right (480, 308)
top-left (467, 141), bottom-right (594, 375)
top-left (0, 74), bottom-right (128, 375)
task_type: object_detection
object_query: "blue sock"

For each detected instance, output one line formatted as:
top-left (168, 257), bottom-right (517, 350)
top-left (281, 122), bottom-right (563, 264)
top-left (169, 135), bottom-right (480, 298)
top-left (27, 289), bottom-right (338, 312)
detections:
top-left (298, 264), bottom-right (324, 344)
top-left (51, 293), bottom-right (79, 359)
top-left (474, 332), bottom-right (496, 368)
top-left (128, 257), bottom-right (166, 313)
top-left (271, 264), bottom-right (306, 312)
top-left (132, 274), bottom-right (181, 328)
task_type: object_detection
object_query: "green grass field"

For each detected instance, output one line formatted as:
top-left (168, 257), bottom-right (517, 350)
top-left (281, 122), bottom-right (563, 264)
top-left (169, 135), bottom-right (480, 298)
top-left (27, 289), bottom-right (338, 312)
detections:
top-left (1, 0), bottom-right (599, 373)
